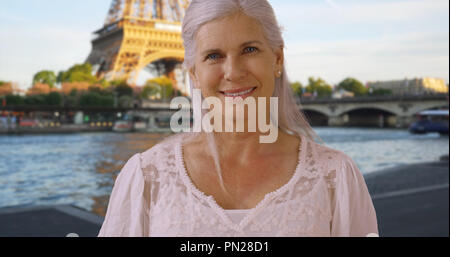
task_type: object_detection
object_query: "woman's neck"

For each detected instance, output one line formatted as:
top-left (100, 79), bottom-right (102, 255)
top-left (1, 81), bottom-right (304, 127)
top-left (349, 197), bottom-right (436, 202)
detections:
top-left (202, 129), bottom-right (299, 165)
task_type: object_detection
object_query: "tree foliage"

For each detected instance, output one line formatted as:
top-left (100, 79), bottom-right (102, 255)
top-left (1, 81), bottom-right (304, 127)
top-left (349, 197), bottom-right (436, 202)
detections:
top-left (305, 77), bottom-right (333, 97)
top-left (4, 94), bottom-right (24, 105)
top-left (337, 77), bottom-right (368, 96)
top-left (24, 94), bottom-right (47, 105)
top-left (3, 94), bottom-right (61, 106)
top-left (33, 70), bottom-right (57, 88)
top-left (88, 85), bottom-right (113, 96)
top-left (57, 63), bottom-right (97, 84)
top-left (145, 76), bottom-right (174, 100)
top-left (45, 92), bottom-right (63, 106)
top-left (118, 95), bottom-right (133, 107)
top-left (110, 80), bottom-right (133, 97)
top-left (291, 81), bottom-right (303, 96)
top-left (141, 84), bottom-right (160, 99)
top-left (79, 92), bottom-right (114, 107)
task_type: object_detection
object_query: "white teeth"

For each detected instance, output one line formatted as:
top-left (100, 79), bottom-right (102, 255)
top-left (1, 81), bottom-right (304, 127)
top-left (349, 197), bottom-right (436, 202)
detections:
top-left (223, 88), bottom-right (255, 97)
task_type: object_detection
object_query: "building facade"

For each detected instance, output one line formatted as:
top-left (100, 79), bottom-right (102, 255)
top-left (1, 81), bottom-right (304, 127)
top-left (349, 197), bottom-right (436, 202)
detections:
top-left (367, 77), bottom-right (448, 96)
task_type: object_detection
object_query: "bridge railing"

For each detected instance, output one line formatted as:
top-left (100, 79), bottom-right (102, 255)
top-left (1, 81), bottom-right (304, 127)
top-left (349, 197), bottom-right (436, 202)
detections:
top-left (1, 93), bottom-right (448, 111)
top-left (295, 93), bottom-right (449, 104)
top-left (0, 105), bottom-right (178, 112)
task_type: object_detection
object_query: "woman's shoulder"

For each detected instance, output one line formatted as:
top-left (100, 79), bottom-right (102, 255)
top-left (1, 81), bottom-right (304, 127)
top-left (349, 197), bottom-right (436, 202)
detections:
top-left (141, 133), bottom-right (183, 157)
top-left (301, 139), bottom-right (365, 192)
top-left (137, 133), bottom-right (187, 174)
top-left (303, 137), bottom-right (357, 174)
top-left (304, 137), bottom-right (347, 162)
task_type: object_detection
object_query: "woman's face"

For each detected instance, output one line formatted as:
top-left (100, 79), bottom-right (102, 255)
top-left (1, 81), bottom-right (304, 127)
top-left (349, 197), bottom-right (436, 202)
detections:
top-left (190, 12), bottom-right (283, 104)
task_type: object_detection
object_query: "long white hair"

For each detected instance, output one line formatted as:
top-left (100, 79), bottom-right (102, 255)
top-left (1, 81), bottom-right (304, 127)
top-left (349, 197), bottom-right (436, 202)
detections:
top-left (180, 0), bottom-right (323, 191)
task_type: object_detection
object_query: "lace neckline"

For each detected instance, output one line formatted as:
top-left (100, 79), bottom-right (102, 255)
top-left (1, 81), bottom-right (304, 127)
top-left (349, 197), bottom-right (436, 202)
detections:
top-left (174, 133), bottom-right (307, 231)
top-left (225, 209), bottom-right (250, 213)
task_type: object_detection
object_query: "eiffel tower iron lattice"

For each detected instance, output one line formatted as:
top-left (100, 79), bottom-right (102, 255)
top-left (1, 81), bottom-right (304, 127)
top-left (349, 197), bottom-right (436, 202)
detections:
top-left (86, 0), bottom-right (189, 90)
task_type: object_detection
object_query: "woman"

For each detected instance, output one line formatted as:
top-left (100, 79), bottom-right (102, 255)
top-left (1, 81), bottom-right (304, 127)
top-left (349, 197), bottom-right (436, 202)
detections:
top-left (98, 0), bottom-right (378, 237)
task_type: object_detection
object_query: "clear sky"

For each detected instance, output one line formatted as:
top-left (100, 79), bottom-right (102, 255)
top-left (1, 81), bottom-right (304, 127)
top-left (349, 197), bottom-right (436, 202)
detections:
top-left (0, 0), bottom-right (448, 91)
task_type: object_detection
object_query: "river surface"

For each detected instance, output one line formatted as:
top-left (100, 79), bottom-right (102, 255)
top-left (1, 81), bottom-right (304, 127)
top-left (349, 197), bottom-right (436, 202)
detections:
top-left (0, 127), bottom-right (448, 217)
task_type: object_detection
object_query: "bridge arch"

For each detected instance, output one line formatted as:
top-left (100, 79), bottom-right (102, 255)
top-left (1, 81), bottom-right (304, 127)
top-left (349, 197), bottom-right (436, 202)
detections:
top-left (339, 107), bottom-right (398, 127)
top-left (302, 108), bottom-right (329, 126)
top-left (336, 106), bottom-right (399, 116)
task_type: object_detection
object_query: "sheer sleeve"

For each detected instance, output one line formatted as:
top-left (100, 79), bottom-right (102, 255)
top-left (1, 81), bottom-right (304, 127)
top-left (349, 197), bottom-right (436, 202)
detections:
top-left (330, 154), bottom-right (379, 237)
top-left (98, 153), bottom-right (150, 237)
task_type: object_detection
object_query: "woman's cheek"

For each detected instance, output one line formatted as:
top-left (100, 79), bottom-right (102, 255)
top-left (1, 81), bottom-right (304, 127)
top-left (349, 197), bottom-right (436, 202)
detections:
top-left (203, 72), bottom-right (221, 97)
top-left (199, 81), bottom-right (217, 98)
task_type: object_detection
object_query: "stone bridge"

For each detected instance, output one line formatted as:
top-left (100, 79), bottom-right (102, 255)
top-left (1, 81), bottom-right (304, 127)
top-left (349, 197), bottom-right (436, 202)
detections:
top-left (298, 94), bottom-right (449, 128)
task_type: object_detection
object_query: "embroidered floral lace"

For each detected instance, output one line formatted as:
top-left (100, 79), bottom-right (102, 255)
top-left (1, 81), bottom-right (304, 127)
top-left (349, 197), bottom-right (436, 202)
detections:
top-left (98, 133), bottom-right (378, 237)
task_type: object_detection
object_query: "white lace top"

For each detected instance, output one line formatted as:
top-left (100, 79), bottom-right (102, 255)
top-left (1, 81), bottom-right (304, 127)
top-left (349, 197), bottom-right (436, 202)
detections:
top-left (98, 133), bottom-right (378, 237)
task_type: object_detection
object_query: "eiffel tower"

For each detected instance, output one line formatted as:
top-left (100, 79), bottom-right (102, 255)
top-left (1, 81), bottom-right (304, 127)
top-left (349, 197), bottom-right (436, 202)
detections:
top-left (86, 0), bottom-right (189, 90)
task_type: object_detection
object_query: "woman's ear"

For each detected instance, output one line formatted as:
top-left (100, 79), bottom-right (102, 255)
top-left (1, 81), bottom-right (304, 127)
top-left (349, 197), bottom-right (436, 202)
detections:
top-left (272, 47), bottom-right (284, 78)
top-left (275, 47), bottom-right (284, 71)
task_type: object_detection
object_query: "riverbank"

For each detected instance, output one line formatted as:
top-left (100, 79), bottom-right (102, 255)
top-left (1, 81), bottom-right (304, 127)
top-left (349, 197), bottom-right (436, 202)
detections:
top-left (0, 157), bottom-right (448, 237)
top-left (365, 155), bottom-right (449, 237)
top-left (372, 185), bottom-right (448, 237)
top-left (0, 125), bottom-right (174, 135)
top-left (364, 155), bottom-right (449, 196)
top-left (0, 124), bottom-right (112, 135)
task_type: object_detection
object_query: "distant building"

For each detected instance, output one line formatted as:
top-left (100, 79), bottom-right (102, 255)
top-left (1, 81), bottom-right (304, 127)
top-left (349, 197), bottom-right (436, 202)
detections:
top-left (26, 83), bottom-right (59, 95)
top-left (366, 77), bottom-right (448, 96)
top-left (60, 82), bottom-right (100, 95)
top-left (0, 82), bottom-right (13, 96)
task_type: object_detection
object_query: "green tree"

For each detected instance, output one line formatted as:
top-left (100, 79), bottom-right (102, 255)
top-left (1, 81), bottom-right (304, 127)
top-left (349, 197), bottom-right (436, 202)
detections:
top-left (109, 79), bottom-right (133, 98)
top-left (5, 94), bottom-right (24, 105)
top-left (146, 76), bottom-right (174, 100)
top-left (116, 84), bottom-right (133, 97)
top-left (337, 77), bottom-right (368, 96)
top-left (305, 77), bottom-right (333, 98)
top-left (33, 70), bottom-right (57, 88)
top-left (56, 71), bottom-right (64, 84)
top-left (110, 79), bottom-right (127, 87)
top-left (100, 95), bottom-right (114, 107)
top-left (45, 92), bottom-right (62, 106)
top-left (291, 81), bottom-right (303, 96)
top-left (64, 89), bottom-right (79, 107)
top-left (140, 84), bottom-right (160, 99)
top-left (88, 85), bottom-right (113, 97)
top-left (24, 94), bottom-right (47, 106)
top-left (118, 95), bottom-right (133, 107)
top-left (98, 78), bottom-right (110, 88)
top-left (58, 63), bottom-right (97, 84)
top-left (79, 92), bottom-right (114, 107)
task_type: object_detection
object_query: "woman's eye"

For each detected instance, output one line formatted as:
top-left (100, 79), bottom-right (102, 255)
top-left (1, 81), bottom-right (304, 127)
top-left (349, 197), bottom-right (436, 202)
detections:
top-left (243, 47), bottom-right (258, 54)
top-left (204, 47), bottom-right (258, 62)
top-left (206, 53), bottom-right (221, 61)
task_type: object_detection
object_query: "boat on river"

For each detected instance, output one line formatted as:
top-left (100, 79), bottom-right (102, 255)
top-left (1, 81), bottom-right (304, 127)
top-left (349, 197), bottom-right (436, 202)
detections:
top-left (409, 110), bottom-right (449, 135)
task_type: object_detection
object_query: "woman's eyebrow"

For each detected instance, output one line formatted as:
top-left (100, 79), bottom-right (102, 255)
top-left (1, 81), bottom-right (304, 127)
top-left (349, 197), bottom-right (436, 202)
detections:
top-left (200, 40), bottom-right (264, 56)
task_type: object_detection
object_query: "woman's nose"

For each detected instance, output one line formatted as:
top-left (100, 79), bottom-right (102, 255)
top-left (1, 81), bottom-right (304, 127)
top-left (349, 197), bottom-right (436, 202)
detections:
top-left (223, 56), bottom-right (247, 82)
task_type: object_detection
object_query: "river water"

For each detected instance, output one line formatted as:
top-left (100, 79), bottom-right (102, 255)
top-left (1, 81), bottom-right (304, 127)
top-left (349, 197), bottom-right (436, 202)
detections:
top-left (0, 127), bottom-right (448, 217)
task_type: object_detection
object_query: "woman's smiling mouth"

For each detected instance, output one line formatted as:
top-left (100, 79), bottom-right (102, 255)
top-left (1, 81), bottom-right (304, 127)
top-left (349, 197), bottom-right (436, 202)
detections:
top-left (220, 87), bottom-right (257, 99)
